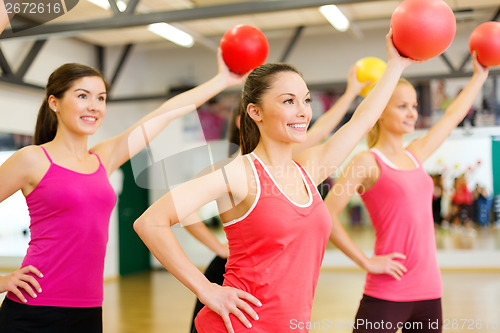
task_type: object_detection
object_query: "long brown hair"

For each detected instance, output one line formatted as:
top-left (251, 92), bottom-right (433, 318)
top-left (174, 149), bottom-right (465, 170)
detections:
top-left (366, 78), bottom-right (414, 148)
top-left (33, 63), bottom-right (108, 145)
top-left (239, 63), bottom-right (301, 155)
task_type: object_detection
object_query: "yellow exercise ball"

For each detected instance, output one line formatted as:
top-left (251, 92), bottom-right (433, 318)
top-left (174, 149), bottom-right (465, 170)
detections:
top-left (356, 57), bottom-right (387, 97)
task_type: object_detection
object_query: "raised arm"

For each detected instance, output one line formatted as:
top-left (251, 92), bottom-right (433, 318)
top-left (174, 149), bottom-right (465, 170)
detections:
top-left (0, 0), bottom-right (9, 34)
top-left (291, 65), bottom-right (367, 156)
top-left (296, 31), bottom-right (419, 185)
top-left (92, 50), bottom-right (248, 175)
top-left (408, 53), bottom-right (489, 162)
top-left (324, 152), bottom-right (407, 280)
top-left (133, 157), bottom-right (260, 333)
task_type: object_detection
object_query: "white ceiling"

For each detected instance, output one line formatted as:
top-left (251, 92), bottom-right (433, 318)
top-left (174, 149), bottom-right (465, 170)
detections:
top-left (23, 0), bottom-right (500, 48)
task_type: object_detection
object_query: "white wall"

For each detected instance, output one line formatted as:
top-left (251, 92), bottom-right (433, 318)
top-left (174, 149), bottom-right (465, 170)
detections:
top-left (1, 23), bottom-right (499, 273)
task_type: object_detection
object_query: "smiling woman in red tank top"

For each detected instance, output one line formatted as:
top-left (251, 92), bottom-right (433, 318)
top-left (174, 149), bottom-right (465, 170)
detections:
top-left (134, 31), bottom-right (419, 333)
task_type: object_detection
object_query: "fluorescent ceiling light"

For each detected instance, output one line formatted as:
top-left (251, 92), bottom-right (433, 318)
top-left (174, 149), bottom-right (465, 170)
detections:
top-left (148, 23), bottom-right (195, 48)
top-left (319, 5), bottom-right (350, 32)
top-left (88, 0), bottom-right (127, 12)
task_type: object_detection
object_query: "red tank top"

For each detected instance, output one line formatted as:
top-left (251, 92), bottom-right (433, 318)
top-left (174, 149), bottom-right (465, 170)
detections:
top-left (360, 149), bottom-right (442, 301)
top-left (195, 153), bottom-right (331, 332)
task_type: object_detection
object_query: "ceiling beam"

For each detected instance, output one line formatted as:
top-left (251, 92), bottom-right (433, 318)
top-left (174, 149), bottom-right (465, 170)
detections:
top-left (109, 43), bottom-right (134, 92)
top-left (439, 53), bottom-right (456, 73)
top-left (0, 0), bottom-right (377, 40)
top-left (0, 48), bottom-right (14, 76)
top-left (280, 25), bottom-right (305, 62)
top-left (16, 39), bottom-right (47, 79)
top-left (107, 0), bottom-right (121, 16)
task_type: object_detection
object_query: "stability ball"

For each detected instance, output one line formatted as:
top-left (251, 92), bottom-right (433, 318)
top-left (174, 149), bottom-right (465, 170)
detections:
top-left (356, 57), bottom-right (387, 97)
top-left (469, 22), bottom-right (500, 67)
top-left (220, 25), bottom-right (269, 74)
top-left (390, 0), bottom-right (456, 60)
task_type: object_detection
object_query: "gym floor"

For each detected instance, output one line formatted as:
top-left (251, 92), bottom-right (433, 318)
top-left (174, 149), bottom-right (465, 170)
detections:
top-left (98, 269), bottom-right (500, 333)
top-left (100, 225), bottom-right (500, 332)
top-left (1, 226), bottom-right (499, 332)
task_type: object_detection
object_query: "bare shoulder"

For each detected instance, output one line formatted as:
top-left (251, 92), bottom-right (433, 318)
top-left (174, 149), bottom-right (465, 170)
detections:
top-left (0, 145), bottom-right (50, 195)
top-left (350, 150), bottom-right (377, 168)
top-left (221, 154), bottom-right (252, 183)
top-left (10, 145), bottom-right (48, 169)
top-left (341, 150), bottom-right (380, 187)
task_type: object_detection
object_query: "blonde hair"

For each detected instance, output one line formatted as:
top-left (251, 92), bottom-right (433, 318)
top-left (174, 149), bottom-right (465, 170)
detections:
top-left (366, 78), bottom-right (414, 148)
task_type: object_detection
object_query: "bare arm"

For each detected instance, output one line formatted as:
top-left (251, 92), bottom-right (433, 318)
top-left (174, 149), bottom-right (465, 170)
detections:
top-left (297, 31), bottom-right (419, 185)
top-left (92, 50), bottom-right (248, 176)
top-left (292, 65), bottom-right (367, 156)
top-left (134, 157), bottom-right (260, 333)
top-left (325, 152), bottom-right (407, 280)
top-left (408, 53), bottom-right (489, 162)
top-left (0, 0), bottom-right (8, 34)
top-left (183, 212), bottom-right (229, 258)
top-left (0, 147), bottom-right (44, 301)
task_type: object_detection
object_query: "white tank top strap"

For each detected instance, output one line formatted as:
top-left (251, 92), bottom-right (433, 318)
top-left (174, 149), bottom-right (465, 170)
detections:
top-left (293, 161), bottom-right (322, 197)
top-left (370, 148), bottom-right (398, 169)
top-left (369, 148), bottom-right (419, 170)
top-left (250, 152), bottom-right (313, 207)
top-left (222, 153), bottom-right (261, 228)
top-left (403, 150), bottom-right (420, 168)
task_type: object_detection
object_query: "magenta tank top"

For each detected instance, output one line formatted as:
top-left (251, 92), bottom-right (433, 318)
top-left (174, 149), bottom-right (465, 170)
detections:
top-left (360, 149), bottom-right (442, 302)
top-left (195, 153), bottom-right (332, 333)
top-left (7, 146), bottom-right (116, 307)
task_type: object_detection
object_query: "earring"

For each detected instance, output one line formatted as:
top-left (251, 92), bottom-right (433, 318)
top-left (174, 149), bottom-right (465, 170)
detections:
top-left (53, 109), bottom-right (57, 112)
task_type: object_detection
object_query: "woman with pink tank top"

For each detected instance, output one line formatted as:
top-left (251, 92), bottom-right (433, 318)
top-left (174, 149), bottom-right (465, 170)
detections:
top-left (324, 53), bottom-right (489, 333)
top-left (0, 52), bottom-right (248, 332)
top-left (134, 31), bottom-right (419, 333)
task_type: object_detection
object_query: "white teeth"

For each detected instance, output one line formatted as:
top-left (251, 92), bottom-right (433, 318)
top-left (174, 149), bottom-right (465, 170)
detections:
top-left (81, 116), bottom-right (96, 122)
top-left (288, 123), bottom-right (306, 129)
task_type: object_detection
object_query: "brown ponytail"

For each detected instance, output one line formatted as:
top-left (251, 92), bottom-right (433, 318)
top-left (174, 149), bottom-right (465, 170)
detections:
top-left (238, 63), bottom-right (301, 155)
top-left (33, 63), bottom-right (108, 145)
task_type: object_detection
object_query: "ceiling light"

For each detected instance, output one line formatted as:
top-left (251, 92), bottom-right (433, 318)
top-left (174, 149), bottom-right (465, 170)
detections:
top-left (319, 5), bottom-right (350, 32)
top-left (88, 0), bottom-right (127, 12)
top-left (148, 23), bottom-right (195, 48)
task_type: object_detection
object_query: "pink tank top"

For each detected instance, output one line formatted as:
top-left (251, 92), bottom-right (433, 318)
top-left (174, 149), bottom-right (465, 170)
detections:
top-left (360, 149), bottom-right (442, 302)
top-left (7, 146), bottom-right (116, 307)
top-left (195, 153), bottom-right (331, 332)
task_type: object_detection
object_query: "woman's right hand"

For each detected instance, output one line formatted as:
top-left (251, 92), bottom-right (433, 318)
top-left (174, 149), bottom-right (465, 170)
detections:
top-left (385, 29), bottom-right (424, 69)
top-left (0, 265), bottom-right (43, 303)
top-left (199, 283), bottom-right (261, 333)
top-left (216, 48), bottom-right (250, 88)
top-left (364, 253), bottom-right (407, 280)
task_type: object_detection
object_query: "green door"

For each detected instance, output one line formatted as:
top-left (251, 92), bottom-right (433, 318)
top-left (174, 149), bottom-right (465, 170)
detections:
top-left (118, 160), bottom-right (151, 276)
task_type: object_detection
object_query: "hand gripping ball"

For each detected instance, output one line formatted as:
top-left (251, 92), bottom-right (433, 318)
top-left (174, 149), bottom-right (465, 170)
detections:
top-left (355, 57), bottom-right (387, 97)
top-left (390, 0), bottom-right (456, 60)
top-left (220, 25), bottom-right (269, 74)
top-left (469, 21), bottom-right (500, 67)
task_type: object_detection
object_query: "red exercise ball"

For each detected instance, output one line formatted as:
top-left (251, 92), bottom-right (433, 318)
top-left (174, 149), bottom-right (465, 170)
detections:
top-left (469, 22), bottom-right (500, 67)
top-left (390, 0), bottom-right (456, 60)
top-left (220, 24), bottom-right (269, 74)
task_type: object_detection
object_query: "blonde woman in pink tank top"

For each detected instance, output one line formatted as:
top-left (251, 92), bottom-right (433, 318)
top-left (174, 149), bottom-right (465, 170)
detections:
top-left (324, 53), bottom-right (489, 333)
top-left (0, 52), bottom-right (248, 332)
top-left (134, 31), bottom-right (420, 333)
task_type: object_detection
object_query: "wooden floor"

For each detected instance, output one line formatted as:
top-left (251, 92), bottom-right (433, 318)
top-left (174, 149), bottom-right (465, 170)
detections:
top-left (1, 226), bottom-right (499, 332)
top-left (100, 269), bottom-right (500, 333)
